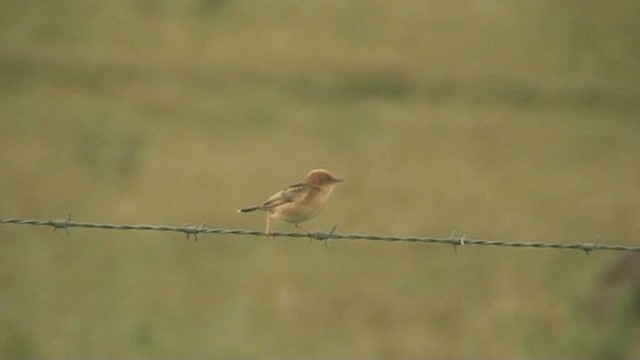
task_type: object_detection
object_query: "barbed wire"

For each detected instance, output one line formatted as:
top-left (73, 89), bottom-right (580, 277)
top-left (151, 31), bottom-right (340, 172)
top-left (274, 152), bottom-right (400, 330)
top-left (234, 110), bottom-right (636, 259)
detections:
top-left (0, 216), bottom-right (638, 253)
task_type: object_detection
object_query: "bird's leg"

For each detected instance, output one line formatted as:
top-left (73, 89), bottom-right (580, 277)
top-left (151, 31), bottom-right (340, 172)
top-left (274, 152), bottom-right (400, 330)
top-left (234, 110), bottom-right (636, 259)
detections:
top-left (295, 223), bottom-right (315, 241)
top-left (266, 215), bottom-right (275, 238)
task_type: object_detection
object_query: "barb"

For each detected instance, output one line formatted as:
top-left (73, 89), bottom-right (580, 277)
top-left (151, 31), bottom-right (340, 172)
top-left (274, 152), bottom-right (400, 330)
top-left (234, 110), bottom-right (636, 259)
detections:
top-left (0, 217), bottom-right (638, 253)
top-left (51, 213), bottom-right (73, 237)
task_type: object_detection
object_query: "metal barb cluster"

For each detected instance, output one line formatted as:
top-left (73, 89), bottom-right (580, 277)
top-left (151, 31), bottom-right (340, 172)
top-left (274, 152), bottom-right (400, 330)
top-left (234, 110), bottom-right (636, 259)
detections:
top-left (1, 217), bottom-right (639, 253)
top-left (182, 223), bottom-right (207, 241)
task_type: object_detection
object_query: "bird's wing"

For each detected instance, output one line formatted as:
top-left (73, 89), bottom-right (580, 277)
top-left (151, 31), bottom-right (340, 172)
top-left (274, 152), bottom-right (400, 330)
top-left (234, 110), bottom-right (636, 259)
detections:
top-left (260, 183), bottom-right (307, 209)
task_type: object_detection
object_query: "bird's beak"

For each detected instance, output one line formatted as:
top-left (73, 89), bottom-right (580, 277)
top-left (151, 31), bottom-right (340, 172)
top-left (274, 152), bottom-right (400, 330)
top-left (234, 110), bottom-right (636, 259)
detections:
top-left (333, 178), bottom-right (344, 183)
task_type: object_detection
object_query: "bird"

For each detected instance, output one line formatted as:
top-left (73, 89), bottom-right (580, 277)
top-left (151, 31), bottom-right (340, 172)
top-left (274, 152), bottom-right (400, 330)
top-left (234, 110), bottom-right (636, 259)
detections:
top-left (237, 169), bottom-right (343, 238)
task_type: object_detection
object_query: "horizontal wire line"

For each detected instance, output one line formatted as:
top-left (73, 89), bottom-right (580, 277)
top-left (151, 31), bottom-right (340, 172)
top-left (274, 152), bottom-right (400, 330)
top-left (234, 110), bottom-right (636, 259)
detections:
top-left (1, 217), bottom-right (638, 253)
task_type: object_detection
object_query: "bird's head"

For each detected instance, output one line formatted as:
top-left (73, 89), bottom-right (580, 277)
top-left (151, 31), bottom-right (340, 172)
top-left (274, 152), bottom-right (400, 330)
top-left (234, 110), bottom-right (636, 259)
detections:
top-left (305, 169), bottom-right (344, 188)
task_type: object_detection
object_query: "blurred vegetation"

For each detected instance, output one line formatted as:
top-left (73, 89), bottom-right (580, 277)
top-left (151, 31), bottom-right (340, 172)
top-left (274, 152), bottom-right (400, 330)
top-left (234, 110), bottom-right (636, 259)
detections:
top-left (1, 0), bottom-right (639, 358)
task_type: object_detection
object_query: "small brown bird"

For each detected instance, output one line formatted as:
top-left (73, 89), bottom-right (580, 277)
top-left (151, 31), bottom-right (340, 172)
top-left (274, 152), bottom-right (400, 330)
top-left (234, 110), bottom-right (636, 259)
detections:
top-left (237, 169), bottom-right (343, 237)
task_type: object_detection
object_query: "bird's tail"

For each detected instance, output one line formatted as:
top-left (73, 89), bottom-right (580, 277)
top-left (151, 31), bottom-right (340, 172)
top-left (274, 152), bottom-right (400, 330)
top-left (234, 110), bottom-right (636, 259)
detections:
top-left (237, 205), bottom-right (262, 213)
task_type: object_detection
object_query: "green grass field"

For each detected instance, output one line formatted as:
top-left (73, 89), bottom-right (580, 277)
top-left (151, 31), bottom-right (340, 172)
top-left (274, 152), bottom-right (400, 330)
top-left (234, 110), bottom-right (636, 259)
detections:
top-left (1, 1), bottom-right (639, 358)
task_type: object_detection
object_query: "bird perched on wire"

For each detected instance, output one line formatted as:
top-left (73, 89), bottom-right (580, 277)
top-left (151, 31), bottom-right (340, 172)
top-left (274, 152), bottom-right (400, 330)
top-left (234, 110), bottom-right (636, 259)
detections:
top-left (237, 169), bottom-right (343, 238)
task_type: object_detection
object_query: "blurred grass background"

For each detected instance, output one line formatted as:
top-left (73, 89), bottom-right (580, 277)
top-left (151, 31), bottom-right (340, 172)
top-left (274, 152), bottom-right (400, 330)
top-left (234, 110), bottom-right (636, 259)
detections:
top-left (1, 0), bottom-right (640, 358)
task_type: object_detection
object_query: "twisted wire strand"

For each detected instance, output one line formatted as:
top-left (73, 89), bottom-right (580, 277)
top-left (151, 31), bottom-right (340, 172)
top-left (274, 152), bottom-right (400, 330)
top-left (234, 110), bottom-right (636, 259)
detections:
top-left (1, 217), bottom-right (638, 253)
